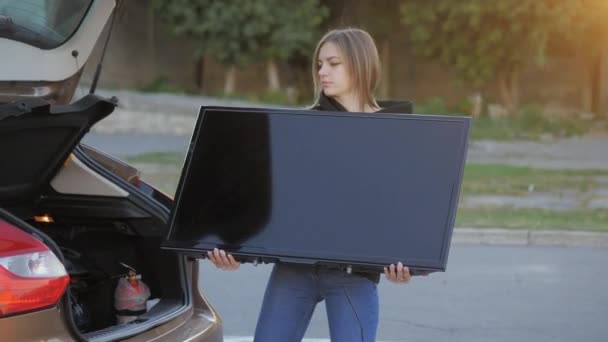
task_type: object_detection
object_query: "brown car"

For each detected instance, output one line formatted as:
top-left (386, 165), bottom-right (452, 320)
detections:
top-left (0, 1), bottom-right (222, 341)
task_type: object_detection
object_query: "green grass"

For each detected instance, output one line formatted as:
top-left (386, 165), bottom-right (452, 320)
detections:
top-left (415, 98), bottom-right (606, 141)
top-left (126, 153), bottom-right (608, 198)
top-left (455, 207), bottom-right (608, 231)
top-left (124, 153), bottom-right (608, 231)
top-left (458, 164), bottom-right (608, 230)
top-left (469, 116), bottom-right (592, 141)
top-left (461, 164), bottom-right (608, 196)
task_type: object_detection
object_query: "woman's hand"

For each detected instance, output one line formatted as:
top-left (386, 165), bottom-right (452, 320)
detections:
top-left (207, 248), bottom-right (240, 270)
top-left (384, 262), bottom-right (411, 284)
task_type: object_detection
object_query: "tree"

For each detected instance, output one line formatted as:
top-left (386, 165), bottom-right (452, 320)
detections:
top-left (263, 0), bottom-right (328, 92)
top-left (563, 0), bottom-right (608, 116)
top-left (154, 0), bottom-right (327, 95)
top-left (401, 0), bottom-right (580, 113)
top-left (355, 0), bottom-right (402, 99)
top-left (154, 0), bottom-right (276, 94)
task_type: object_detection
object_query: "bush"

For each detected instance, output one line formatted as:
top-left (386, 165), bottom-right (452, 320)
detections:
top-left (258, 91), bottom-right (292, 105)
top-left (414, 97), bottom-right (451, 114)
top-left (412, 97), bottom-right (593, 140)
top-left (471, 104), bottom-right (588, 140)
top-left (454, 96), bottom-right (474, 116)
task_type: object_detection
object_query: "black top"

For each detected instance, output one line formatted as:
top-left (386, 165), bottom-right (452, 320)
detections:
top-left (312, 93), bottom-right (413, 115)
top-left (312, 93), bottom-right (414, 283)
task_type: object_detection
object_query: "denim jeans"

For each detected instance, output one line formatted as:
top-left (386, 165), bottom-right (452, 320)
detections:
top-left (254, 263), bottom-right (379, 342)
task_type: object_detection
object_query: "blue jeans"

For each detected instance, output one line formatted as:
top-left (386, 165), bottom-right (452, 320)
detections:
top-left (254, 263), bottom-right (379, 342)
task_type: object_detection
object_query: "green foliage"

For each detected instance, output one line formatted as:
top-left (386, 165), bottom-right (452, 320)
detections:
top-left (265, 1), bottom-right (329, 61)
top-left (462, 163), bottom-right (608, 196)
top-left (471, 106), bottom-right (589, 141)
top-left (414, 97), bottom-right (450, 114)
top-left (153, 0), bottom-right (327, 66)
top-left (559, 0), bottom-right (608, 56)
top-left (454, 96), bottom-right (473, 116)
top-left (153, 0), bottom-right (272, 66)
top-left (257, 90), bottom-right (292, 105)
top-left (456, 207), bottom-right (608, 231)
top-left (400, 0), bottom-right (580, 87)
top-left (414, 96), bottom-right (597, 140)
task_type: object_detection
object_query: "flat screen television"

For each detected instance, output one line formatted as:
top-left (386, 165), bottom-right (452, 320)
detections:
top-left (162, 106), bottom-right (471, 274)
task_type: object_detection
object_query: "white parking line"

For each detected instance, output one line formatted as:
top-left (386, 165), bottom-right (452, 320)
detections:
top-left (224, 338), bottom-right (330, 342)
top-left (224, 337), bottom-right (394, 342)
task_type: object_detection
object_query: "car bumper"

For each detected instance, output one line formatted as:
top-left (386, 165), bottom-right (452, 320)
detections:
top-left (0, 259), bottom-right (222, 342)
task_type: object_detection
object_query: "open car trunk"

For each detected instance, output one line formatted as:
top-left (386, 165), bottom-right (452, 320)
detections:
top-left (0, 95), bottom-right (190, 340)
top-left (28, 213), bottom-right (186, 337)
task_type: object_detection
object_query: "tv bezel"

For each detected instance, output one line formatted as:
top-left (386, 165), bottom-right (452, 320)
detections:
top-left (161, 106), bottom-right (471, 275)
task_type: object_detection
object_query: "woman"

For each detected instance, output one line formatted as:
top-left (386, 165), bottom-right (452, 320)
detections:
top-left (208, 28), bottom-right (415, 342)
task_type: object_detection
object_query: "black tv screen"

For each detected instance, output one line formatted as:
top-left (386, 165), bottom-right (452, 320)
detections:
top-left (162, 107), bottom-right (470, 274)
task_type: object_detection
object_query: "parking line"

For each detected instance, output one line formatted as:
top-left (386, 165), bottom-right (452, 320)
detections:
top-left (224, 337), bottom-right (394, 342)
top-left (224, 338), bottom-right (331, 342)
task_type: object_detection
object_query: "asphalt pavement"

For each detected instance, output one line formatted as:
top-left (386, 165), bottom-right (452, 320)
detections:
top-left (199, 244), bottom-right (608, 342)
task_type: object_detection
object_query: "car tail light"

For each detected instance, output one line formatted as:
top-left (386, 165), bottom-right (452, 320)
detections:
top-left (0, 219), bottom-right (69, 317)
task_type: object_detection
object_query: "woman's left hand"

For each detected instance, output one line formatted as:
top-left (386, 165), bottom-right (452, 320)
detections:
top-left (384, 262), bottom-right (411, 284)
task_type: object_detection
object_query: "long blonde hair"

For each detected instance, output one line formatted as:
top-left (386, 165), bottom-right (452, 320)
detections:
top-left (312, 28), bottom-right (381, 111)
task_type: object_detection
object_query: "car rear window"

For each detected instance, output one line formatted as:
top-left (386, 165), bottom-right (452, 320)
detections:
top-left (0, 0), bottom-right (92, 49)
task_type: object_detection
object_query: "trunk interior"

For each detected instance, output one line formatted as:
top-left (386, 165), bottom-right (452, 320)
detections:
top-left (20, 203), bottom-right (187, 338)
top-left (0, 95), bottom-right (190, 339)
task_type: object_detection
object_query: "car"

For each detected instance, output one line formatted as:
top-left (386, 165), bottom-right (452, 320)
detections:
top-left (0, 1), bottom-right (223, 341)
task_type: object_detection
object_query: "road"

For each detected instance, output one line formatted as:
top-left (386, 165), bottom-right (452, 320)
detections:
top-left (198, 244), bottom-right (608, 342)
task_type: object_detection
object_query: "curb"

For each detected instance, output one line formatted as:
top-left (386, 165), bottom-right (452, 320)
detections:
top-left (453, 227), bottom-right (608, 248)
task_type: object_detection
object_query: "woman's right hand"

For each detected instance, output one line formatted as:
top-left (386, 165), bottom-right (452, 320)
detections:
top-left (207, 248), bottom-right (241, 270)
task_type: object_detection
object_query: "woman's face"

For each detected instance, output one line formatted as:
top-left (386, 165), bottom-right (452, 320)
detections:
top-left (317, 42), bottom-right (352, 98)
